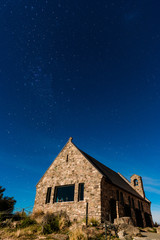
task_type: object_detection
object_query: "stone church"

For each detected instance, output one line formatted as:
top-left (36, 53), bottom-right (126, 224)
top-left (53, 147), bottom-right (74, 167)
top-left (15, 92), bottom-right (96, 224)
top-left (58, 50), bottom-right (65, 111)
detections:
top-left (33, 137), bottom-right (153, 227)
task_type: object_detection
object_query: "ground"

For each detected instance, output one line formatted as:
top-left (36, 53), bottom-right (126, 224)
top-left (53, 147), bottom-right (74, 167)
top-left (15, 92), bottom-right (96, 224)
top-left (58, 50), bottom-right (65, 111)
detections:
top-left (134, 232), bottom-right (160, 240)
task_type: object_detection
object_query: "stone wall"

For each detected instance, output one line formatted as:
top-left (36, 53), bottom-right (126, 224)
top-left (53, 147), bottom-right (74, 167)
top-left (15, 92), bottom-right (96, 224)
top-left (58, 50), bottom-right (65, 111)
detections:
top-left (101, 177), bottom-right (153, 227)
top-left (33, 139), bottom-right (102, 221)
top-left (130, 174), bottom-right (145, 198)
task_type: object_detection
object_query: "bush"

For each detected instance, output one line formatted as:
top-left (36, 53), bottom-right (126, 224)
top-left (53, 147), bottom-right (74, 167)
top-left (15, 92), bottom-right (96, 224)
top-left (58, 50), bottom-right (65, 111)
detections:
top-left (42, 213), bottom-right (60, 234)
top-left (0, 186), bottom-right (16, 213)
top-left (0, 218), bottom-right (12, 228)
top-left (42, 211), bottom-right (70, 234)
top-left (20, 216), bottom-right (37, 228)
top-left (32, 210), bottom-right (44, 219)
top-left (154, 222), bottom-right (159, 227)
top-left (69, 226), bottom-right (87, 240)
top-left (89, 217), bottom-right (99, 227)
top-left (13, 211), bottom-right (27, 221)
top-left (0, 213), bottom-right (3, 222)
top-left (58, 211), bottom-right (71, 230)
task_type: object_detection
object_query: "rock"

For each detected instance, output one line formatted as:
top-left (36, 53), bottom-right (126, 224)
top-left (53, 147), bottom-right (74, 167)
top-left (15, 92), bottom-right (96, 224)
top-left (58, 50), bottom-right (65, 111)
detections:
top-left (157, 226), bottom-right (160, 234)
top-left (117, 223), bottom-right (140, 238)
top-left (125, 225), bottom-right (140, 236)
top-left (111, 230), bottom-right (116, 236)
top-left (127, 225), bottom-right (138, 235)
top-left (118, 230), bottom-right (125, 239)
top-left (124, 236), bottom-right (133, 240)
top-left (12, 221), bottom-right (17, 228)
top-left (114, 217), bottom-right (134, 226)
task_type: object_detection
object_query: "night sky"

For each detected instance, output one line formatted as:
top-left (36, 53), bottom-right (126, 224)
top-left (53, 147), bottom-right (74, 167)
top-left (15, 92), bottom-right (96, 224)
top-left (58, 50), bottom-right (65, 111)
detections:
top-left (0, 0), bottom-right (160, 222)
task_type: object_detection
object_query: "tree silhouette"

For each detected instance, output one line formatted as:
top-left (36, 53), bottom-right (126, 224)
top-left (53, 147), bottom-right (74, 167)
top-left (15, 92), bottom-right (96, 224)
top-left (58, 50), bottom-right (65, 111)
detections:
top-left (0, 186), bottom-right (16, 213)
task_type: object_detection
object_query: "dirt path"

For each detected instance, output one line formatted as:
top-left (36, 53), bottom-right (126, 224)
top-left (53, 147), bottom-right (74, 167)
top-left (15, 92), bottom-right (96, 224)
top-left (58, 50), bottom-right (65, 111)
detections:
top-left (134, 232), bottom-right (160, 240)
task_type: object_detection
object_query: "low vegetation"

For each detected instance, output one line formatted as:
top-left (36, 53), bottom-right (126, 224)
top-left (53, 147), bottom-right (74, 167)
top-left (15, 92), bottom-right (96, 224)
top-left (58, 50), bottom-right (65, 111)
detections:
top-left (0, 211), bottom-right (159, 240)
top-left (0, 211), bottom-right (119, 239)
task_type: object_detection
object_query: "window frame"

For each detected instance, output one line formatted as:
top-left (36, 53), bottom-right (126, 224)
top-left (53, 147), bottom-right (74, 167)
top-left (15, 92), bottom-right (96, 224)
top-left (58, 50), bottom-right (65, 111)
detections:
top-left (45, 187), bottom-right (52, 204)
top-left (134, 179), bottom-right (138, 186)
top-left (78, 183), bottom-right (84, 201)
top-left (53, 184), bottom-right (75, 203)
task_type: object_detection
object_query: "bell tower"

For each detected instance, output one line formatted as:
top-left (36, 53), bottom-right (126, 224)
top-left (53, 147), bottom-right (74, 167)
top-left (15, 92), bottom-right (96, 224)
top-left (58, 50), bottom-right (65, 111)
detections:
top-left (130, 174), bottom-right (145, 198)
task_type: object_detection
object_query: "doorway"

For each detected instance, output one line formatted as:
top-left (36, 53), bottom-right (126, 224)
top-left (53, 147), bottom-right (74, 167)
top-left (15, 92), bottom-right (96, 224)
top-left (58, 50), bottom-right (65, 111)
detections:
top-left (109, 199), bottom-right (116, 223)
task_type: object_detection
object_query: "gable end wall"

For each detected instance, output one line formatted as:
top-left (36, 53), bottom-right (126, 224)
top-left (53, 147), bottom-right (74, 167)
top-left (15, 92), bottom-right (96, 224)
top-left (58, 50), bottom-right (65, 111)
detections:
top-left (33, 141), bottom-right (102, 221)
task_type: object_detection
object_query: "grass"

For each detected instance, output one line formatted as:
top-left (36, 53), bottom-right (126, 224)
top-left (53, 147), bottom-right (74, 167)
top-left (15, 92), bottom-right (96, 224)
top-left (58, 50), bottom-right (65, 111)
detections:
top-left (147, 227), bottom-right (157, 233)
top-left (0, 212), bottom-right (157, 240)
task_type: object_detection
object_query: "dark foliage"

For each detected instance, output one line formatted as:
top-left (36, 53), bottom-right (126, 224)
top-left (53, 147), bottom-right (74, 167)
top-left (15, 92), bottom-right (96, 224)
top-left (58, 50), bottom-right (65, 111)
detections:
top-left (42, 213), bottom-right (60, 234)
top-left (0, 186), bottom-right (16, 213)
top-left (20, 216), bottom-right (37, 228)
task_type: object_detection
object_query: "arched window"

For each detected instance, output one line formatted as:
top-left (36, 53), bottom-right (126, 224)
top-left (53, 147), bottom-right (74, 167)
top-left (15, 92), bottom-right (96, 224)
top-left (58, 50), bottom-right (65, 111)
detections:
top-left (134, 179), bottom-right (138, 186)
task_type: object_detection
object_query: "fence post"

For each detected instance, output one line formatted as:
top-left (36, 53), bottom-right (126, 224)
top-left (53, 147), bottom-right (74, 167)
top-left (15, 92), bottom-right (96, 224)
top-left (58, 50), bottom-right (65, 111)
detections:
top-left (22, 208), bottom-right (25, 218)
top-left (86, 201), bottom-right (88, 226)
top-left (116, 200), bottom-right (119, 219)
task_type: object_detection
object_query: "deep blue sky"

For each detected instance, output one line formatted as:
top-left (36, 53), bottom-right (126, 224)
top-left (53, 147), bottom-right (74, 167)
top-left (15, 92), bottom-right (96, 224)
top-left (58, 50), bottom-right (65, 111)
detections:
top-left (0, 0), bottom-right (160, 221)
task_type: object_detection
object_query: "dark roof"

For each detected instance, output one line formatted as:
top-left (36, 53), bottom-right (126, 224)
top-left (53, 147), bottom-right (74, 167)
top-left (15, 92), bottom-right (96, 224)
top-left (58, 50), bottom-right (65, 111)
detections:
top-left (78, 148), bottom-right (143, 199)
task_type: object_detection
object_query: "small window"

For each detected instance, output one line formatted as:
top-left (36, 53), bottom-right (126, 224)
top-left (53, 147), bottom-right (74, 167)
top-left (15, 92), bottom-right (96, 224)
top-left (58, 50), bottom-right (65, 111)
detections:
top-left (45, 187), bottom-right (52, 204)
top-left (134, 179), bottom-right (138, 186)
top-left (54, 185), bottom-right (75, 202)
top-left (66, 154), bottom-right (68, 163)
top-left (116, 190), bottom-right (119, 201)
top-left (78, 183), bottom-right (84, 201)
top-left (120, 192), bottom-right (124, 205)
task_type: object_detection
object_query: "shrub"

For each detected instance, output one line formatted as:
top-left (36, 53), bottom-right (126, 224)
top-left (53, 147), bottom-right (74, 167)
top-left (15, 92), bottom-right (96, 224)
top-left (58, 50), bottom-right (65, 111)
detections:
top-left (20, 216), bottom-right (37, 228)
top-left (42, 211), bottom-right (70, 234)
top-left (154, 222), bottom-right (159, 227)
top-left (89, 217), bottom-right (99, 227)
top-left (69, 226), bottom-right (87, 240)
top-left (42, 213), bottom-right (60, 234)
top-left (0, 186), bottom-right (16, 213)
top-left (0, 218), bottom-right (12, 228)
top-left (32, 210), bottom-right (44, 219)
top-left (0, 213), bottom-right (3, 222)
top-left (13, 211), bottom-right (27, 221)
top-left (58, 211), bottom-right (71, 230)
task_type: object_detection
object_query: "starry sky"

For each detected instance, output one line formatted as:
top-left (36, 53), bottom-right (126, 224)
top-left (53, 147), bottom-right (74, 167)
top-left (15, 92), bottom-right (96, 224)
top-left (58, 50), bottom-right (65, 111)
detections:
top-left (0, 0), bottom-right (160, 222)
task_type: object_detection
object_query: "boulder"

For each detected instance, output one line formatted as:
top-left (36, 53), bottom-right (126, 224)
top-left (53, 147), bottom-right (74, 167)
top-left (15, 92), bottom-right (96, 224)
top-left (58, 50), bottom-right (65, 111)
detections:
top-left (117, 223), bottom-right (140, 238)
top-left (118, 230), bottom-right (125, 239)
top-left (114, 217), bottom-right (134, 226)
